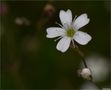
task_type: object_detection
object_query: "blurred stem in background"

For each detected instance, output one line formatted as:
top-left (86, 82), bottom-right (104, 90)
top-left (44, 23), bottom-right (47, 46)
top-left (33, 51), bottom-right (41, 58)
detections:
top-left (36, 1), bottom-right (56, 30)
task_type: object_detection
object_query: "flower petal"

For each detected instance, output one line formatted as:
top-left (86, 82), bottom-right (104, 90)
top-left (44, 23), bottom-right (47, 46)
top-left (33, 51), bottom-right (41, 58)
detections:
top-left (56, 36), bottom-right (71, 53)
top-left (73, 31), bottom-right (92, 45)
top-left (59, 9), bottom-right (72, 27)
top-left (73, 13), bottom-right (90, 30)
top-left (46, 27), bottom-right (65, 38)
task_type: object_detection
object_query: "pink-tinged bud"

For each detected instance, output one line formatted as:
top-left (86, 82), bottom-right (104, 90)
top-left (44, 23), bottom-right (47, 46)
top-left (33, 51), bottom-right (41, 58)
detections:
top-left (78, 68), bottom-right (92, 80)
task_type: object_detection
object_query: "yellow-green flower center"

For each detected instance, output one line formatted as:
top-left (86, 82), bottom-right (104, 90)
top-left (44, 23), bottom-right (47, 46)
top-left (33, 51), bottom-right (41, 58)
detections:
top-left (66, 28), bottom-right (75, 38)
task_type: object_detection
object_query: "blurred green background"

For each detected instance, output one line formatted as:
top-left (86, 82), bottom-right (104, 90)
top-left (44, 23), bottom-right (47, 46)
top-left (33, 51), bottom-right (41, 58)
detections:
top-left (0, 0), bottom-right (110, 89)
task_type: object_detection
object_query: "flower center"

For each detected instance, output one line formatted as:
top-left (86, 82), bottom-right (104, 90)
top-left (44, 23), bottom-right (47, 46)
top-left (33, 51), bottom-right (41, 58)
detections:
top-left (66, 28), bottom-right (75, 38)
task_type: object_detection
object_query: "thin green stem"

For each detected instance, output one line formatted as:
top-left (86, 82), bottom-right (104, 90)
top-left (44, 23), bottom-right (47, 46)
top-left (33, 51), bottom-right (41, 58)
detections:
top-left (71, 45), bottom-right (88, 68)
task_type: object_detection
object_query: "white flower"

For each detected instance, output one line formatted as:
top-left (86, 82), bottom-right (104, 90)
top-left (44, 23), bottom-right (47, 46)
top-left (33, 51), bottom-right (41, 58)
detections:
top-left (46, 9), bottom-right (92, 53)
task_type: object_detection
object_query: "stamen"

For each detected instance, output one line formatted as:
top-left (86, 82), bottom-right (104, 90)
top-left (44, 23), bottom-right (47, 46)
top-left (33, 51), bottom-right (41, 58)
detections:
top-left (55, 22), bottom-right (63, 28)
top-left (72, 39), bottom-right (75, 48)
top-left (54, 36), bottom-right (63, 42)
top-left (73, 15), bottom-right (77, 22)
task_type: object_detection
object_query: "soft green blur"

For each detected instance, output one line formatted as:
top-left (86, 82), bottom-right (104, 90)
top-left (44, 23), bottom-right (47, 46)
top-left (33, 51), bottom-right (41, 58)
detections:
top-left (0, 0), bottom-right (110, 89)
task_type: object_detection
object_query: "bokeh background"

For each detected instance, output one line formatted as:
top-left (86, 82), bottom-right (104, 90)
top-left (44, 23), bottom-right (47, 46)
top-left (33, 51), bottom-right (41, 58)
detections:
top-left (0, 0), bottom-right (110, 89)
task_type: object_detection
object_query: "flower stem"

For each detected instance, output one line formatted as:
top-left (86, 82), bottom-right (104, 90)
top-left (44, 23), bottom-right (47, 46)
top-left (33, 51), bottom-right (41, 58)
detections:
top-left (71, 45), bottom-right (88, 68)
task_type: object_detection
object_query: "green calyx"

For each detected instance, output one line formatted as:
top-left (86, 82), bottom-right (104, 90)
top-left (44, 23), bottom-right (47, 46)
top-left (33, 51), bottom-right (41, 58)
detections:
top-left (66, 28), bottom-right (75, 38)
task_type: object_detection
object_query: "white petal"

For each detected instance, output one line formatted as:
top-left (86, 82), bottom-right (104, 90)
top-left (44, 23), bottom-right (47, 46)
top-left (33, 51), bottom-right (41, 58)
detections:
top-left (56, 36), bottom-right (71, 53)
top-left (73, 13), bottom-right (90, 30)
top-left (73, 31), bottom-right (92, 45)
top-left (59, 9), bottom-right (72, 26)
top-left (46, 27), bottom-right (65, 38)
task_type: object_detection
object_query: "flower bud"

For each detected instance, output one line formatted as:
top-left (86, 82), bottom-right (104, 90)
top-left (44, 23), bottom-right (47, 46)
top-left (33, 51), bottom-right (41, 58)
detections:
top-left (79, 68), bottom-right (92, 80)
